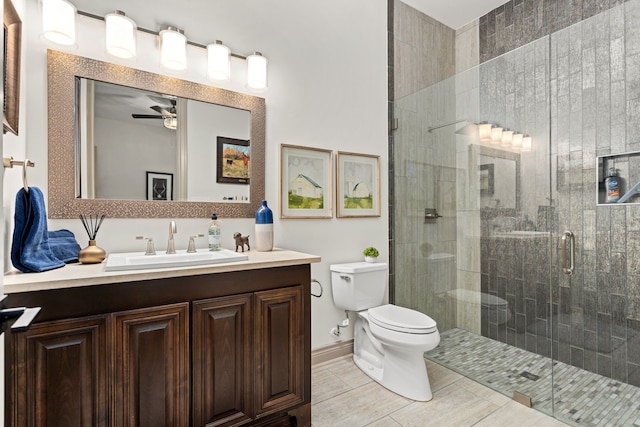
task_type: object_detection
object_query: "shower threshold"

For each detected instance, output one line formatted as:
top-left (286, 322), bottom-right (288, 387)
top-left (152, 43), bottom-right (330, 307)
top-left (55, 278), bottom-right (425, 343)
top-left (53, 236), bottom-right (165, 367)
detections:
top-left (426, 328), bottom-right (640, 427)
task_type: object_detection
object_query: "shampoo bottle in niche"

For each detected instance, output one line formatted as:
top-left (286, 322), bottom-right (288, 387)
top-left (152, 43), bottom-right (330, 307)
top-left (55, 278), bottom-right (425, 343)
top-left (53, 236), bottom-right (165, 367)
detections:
top-left (208, 214), bottom-right (221, 251)
top-left (255, 200), bottom-right (273, 252)
top-left (604, 167), bottom-right (621, 203)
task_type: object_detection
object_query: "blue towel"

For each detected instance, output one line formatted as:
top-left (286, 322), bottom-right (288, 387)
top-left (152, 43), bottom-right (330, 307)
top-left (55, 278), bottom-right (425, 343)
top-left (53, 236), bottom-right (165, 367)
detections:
top-left (11, 187), bottom-right (65, 273)
top-left (48, 229), bottom-right (81, 264)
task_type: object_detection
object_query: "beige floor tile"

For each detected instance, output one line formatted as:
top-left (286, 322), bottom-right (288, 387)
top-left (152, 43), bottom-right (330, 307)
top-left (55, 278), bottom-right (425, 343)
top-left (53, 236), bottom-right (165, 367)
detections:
top-left (325, 356), bottom-right (373, 388)
top-left (474, 401), bottom-right (568, 427)
top-left (425, 359), bottom-right (464, 392)
top-left (312, 368), bottom-right (353, 404)
top-left (365, 416), bottom-right (403, 427)
top-left (455, 377), bottom-right (511, 407)
top-left (389, 382), bottom-right (499, 427)
top-left (311, 381), bottom-right (411, 427)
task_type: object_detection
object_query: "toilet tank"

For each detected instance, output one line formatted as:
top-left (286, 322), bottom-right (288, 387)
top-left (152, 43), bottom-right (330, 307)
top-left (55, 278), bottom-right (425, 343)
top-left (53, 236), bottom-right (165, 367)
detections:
top-left (330, 262), bottom-right (388, 311)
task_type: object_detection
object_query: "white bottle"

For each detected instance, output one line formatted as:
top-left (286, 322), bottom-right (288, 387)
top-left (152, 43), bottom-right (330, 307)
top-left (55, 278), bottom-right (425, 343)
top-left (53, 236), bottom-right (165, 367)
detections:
top-left (208, 214), bottom-right (221, 251)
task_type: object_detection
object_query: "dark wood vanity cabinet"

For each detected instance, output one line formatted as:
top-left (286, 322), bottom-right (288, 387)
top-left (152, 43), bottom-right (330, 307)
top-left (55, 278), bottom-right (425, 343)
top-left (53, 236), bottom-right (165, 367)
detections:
top-left (6, 264), bottom-right (312, 427)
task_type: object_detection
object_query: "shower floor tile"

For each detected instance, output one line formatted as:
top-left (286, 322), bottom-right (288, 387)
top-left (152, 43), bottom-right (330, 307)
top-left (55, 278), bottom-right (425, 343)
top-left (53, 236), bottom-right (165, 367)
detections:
top-left (427, 328), bottom-right (640, 426)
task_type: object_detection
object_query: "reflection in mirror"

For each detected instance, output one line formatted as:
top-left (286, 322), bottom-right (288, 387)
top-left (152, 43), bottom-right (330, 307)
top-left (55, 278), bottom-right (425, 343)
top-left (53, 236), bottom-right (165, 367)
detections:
top-left (79, 80), bottom-right (250, 202)
top-left (478, 146), bottom-right (520, 210)
top-left (48, 50), bottom-right (265, 218)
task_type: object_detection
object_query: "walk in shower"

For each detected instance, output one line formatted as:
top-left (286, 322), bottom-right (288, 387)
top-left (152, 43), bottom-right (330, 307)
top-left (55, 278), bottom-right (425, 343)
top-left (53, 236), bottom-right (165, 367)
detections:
top-left (393, 1), bottom-right (640, 425)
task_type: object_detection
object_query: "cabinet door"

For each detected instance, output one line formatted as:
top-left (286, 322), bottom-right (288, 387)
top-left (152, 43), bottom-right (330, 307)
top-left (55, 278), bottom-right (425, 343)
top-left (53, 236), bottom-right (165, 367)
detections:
top-left (11, 316), bottom-right (108, 427)
top-left (192, 294), bottom-right (252, 427)
top-left (254, 286), bottom-right (305, 418)
top-left (112, 303), bottom-right (189, 427)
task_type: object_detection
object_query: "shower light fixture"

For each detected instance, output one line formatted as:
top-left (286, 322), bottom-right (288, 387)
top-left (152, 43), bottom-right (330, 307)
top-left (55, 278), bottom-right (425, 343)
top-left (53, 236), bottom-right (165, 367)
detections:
top-left (105, 11), bottom-right (137, 59)
top-left (160, 27), bottom-right (187, 71)
top-left (42, 0), bottom-right (77, 45)
top-left (491, 126), bottom-right (503, 144)
top-left (207, 40), bottom-right (231, 81)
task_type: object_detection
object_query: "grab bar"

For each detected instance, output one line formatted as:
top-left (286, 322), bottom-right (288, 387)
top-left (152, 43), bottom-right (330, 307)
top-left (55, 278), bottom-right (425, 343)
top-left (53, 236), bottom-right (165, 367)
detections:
top-left (561, 231), bottom-right (575, 275)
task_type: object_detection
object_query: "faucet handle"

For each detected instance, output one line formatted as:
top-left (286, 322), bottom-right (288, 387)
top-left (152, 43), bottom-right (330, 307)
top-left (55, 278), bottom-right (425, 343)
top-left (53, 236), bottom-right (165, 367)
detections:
top-left (136, 236), bottom-right (156, 255)
top-left (187, 234), bottom-right (204, 253)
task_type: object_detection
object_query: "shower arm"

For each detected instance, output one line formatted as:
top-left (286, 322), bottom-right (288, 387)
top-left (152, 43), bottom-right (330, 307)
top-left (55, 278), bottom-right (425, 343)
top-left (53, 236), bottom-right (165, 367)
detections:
top-left (427, 120), bottom-right (469, 133)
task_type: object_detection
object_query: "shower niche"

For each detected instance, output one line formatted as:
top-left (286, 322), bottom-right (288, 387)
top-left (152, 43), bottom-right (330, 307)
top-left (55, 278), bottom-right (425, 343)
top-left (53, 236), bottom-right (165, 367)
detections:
top-left (596, 151), bottom-right (640, 205)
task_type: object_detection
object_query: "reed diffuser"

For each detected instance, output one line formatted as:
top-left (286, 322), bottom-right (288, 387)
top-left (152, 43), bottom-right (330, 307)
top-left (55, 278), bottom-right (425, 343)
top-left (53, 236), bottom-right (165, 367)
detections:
top-left (78, 214), bottom-right (107, 264)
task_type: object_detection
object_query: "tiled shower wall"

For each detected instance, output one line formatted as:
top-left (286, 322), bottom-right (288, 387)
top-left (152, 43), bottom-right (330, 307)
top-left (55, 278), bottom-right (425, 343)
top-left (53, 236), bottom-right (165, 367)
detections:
top-left (478, 0), bottom-right (640, 386)
top-left (479, 0), bottom-right (629, 63)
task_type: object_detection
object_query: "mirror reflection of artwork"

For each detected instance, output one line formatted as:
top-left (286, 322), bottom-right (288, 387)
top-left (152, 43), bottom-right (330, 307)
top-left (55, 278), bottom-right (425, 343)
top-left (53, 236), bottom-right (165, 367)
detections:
top-left (479, 164), bottom-right (494, 196)
top-left (216, 137), bottom-right (250, 184)
top-left (146, 172), bottom-right (173, 201)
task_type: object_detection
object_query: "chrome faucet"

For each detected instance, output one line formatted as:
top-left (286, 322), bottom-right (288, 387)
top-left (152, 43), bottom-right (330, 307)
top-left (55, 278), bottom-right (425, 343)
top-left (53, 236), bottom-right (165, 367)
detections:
top-left (167, 221), bottom-right (177, 254)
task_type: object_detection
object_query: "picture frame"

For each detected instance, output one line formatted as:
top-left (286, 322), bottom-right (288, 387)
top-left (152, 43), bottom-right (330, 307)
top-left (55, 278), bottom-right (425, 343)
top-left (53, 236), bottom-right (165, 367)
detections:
top-left (336, 151), bottom-right (380, 218)
top-left (279, 144), bottom-right (332, 218)
top-left (146, 171), bottom-right (173, 201)
top-left (3, 0), bottom-right (22, 135)
top-left (216, 136), bottom-right (250, 184)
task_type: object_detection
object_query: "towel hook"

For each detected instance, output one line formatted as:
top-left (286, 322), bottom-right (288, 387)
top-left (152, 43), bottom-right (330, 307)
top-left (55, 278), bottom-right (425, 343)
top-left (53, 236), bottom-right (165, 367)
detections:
top-left (22, 159), bottom-right (29, 192)
top-left (2, 157), bottom-right (35, 193)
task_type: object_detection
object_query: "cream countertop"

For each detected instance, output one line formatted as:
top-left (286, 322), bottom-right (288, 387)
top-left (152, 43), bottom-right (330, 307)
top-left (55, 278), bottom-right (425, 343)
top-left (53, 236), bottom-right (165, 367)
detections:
top-left (4, 248), bottom-right (321, 294)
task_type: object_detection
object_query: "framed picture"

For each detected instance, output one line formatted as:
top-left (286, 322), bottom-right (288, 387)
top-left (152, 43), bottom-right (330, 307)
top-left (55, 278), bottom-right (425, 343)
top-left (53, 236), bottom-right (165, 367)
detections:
top-left (216, 136), bottom-right (250, 184)
top-left (336, 152), bottom-right (380, 218)
top-left (146, 171), bottom-right (173, 201)
top-left (3, 0), bottom-right (22, 135)
top-left (479, 163), bottom-right (494, 196)
top-left (280, 144), bottom-right (332, 218)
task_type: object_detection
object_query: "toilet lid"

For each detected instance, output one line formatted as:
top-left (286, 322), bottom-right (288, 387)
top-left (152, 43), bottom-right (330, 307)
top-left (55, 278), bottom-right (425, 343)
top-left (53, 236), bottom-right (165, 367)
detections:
top-left (368, 304), bottom-right (437, 333)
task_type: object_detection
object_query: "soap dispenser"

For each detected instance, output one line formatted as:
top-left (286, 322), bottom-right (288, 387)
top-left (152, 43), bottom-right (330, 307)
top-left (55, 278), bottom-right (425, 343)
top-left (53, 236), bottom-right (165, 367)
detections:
top-left (208, 214), bottom-right (221, 251)
top-left (604, 167), bottom-right (621, 203)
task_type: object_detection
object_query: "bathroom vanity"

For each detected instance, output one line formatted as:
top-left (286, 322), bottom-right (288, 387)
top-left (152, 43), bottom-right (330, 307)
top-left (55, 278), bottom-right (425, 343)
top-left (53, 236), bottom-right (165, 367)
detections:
top-left (3, 249), bottom-right (319, 427)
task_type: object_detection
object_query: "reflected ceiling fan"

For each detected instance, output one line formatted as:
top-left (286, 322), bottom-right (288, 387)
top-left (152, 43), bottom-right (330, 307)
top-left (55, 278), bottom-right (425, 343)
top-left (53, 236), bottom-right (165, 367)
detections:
top-left (131, 98), bottom-right (178, 129)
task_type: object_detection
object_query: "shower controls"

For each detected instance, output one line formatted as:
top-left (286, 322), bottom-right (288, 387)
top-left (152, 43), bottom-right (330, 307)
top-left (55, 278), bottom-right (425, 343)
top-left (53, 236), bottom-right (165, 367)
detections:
top-left (561, 231), bottom-right (575, 275)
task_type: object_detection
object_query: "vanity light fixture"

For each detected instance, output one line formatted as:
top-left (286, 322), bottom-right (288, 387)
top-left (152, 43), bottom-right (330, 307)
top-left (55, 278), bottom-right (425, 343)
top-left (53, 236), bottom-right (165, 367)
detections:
top-left (105, 11), bottom-right (137, 59)
top-left (42, 0), bottom-right (77, 46)
top-left (490, 126), bottom-right (503, 144)
top-left (160, 27), bottom-right (187, 71)
top-left (511, 133), bottom-right (523, 149)
top-left (247, 52), bottom-right (268, 90)
top-left (521, 135), bottom-right (532, 152)
top-left (207, 41), bottom-right (231, 81)
top-left (501, 129), bottom-right (513, 147)
top-left (478, 122), bottom-right (492, 142)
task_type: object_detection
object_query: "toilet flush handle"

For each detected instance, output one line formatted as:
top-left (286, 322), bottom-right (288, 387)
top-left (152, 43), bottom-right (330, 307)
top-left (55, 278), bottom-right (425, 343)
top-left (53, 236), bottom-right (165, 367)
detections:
top-left (340, 275), bottom-right (351, 282)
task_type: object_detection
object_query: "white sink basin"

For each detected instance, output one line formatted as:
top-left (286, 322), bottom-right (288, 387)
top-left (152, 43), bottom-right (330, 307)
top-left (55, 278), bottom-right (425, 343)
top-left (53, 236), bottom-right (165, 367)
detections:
top-left (105, 248), bottom-right (248, 272)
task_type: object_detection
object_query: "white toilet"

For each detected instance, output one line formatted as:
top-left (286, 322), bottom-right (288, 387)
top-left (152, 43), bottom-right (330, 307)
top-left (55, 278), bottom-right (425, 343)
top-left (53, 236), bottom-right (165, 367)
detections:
top-left (330, 262), bottom-right (440, 401)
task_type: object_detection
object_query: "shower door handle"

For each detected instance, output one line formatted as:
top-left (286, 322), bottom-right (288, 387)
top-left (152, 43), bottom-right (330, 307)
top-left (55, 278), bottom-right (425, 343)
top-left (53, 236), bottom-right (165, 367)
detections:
top-left (561, 231), bottom-right (575, 275)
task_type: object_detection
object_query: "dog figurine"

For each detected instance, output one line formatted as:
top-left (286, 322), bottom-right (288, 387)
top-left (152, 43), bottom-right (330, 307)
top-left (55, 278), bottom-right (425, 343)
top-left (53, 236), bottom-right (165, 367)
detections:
top-left (233, 232), bottom-right (250, 252)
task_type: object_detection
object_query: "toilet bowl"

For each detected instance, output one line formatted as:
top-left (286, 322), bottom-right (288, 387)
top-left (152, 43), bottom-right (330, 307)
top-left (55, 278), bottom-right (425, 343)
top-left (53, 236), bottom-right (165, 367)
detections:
top-left (330, 262), bottom-right (440, 401)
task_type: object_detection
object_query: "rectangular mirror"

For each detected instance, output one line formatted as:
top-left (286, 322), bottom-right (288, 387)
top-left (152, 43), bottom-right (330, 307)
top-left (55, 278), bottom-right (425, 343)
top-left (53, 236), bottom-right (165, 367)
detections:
top-left (48, 50), bottom-right (265, 218)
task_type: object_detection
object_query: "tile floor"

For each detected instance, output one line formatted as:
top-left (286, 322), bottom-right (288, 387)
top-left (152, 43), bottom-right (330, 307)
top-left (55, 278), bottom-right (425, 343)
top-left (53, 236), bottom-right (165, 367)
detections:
top-left (311, 355), bottom-right (569, 427)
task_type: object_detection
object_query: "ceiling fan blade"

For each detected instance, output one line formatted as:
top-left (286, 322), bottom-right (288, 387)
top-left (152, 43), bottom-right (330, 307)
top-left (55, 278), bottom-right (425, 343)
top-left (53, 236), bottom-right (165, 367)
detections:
top-left (131, 114), bottom-right (163, 119)
top-left (150, 105), bottom-right (173, 116)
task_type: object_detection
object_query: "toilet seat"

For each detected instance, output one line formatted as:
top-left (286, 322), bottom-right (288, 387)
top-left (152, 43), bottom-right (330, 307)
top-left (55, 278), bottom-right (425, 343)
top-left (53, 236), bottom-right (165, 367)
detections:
top-left (368, 304), bottom-right (437, 334)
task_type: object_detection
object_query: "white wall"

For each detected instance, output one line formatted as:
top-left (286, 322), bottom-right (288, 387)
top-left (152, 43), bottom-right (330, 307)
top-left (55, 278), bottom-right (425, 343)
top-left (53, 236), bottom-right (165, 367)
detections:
top-left (5, 0), bottom-right (388, 350)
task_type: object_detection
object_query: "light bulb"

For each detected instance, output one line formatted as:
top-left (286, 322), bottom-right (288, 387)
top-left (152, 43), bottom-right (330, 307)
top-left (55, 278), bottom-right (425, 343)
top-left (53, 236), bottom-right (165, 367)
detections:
top-left (160, 27), bottom-right (187, 71)
top-left (207, 41), bottom-right (231, 80)
top-left (105, 11), bottom-right (137, 59)
top-left (247, 52), bottom-right (268, 90)
top-left (42, 0), bottom-right (77, 46)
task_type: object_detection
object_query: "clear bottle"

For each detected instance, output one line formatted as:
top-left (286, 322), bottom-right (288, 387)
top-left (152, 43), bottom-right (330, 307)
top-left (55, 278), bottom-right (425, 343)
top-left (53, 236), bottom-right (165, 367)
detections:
top-left (208, 213), bottom-right (221, 251)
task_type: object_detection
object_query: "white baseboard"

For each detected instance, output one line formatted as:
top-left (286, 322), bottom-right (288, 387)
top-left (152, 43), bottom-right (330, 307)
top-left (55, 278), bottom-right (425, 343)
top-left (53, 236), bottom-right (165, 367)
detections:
top-left (311, 340), bottom-right (354, 366)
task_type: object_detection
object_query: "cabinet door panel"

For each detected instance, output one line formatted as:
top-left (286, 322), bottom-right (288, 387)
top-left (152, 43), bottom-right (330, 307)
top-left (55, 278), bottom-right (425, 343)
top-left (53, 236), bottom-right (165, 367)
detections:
top-left (112, 303), bottom-right (189, 427)
top-left (254, 286), bottom-right (304, 418)
top-left (12, 316), bottom-right (108, 427)
top-left (192, 294), bottom-right (252, 427)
